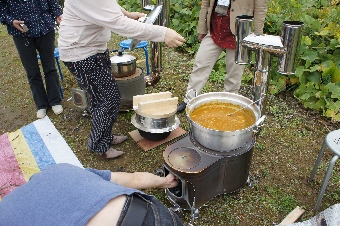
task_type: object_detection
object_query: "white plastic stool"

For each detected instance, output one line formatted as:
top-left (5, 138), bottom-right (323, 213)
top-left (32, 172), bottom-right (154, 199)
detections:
top-left (308, 129), bottom-right (340, 214)
top-left (119, 39), bottom-right (150, 76)
top-left (37, 47), bottom-right (64, 98)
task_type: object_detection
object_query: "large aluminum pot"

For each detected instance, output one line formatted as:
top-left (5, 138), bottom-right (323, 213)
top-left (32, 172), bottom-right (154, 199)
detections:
top-left (110, 50), bottom-right (137, 78)
top-left (186, 91), bottom-right (265, 152)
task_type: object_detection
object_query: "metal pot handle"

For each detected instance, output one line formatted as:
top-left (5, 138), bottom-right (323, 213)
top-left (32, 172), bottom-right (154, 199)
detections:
top-left (185, 89), bottom-right (197, 101)
top-left (253, 115), bottom-right (266, 133)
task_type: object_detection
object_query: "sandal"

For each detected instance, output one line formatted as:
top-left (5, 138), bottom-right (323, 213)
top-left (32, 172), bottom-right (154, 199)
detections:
top-left (102, 148), bottom-right (124, 159)
top-left (111, 135), bottom-right (128, 145)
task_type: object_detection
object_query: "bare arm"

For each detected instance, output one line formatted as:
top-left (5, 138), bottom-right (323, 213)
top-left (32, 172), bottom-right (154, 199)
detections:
top-left (110, 172), bottom-right (178, 189)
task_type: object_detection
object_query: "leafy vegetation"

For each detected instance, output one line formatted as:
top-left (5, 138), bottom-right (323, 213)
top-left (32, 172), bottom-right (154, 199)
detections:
top-left (121, 0), bottom-right (340, 121)
top-left (266, 0), bottom-right (340, 121)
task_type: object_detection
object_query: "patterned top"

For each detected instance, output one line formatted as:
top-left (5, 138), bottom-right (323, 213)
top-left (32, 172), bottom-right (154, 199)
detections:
top-left (0, 0), bottom-right (62, 37)
top-left (210, 6), bottom-right (235, 49)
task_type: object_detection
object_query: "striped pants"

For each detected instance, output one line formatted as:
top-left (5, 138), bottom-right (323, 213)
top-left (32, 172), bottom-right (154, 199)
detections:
top-left (64, 50), bottom-right (121, 153)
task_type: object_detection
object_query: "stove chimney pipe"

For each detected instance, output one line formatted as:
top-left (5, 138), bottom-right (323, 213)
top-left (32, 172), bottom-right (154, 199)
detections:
top-left (277, 21), bottom-right (304, 75)
top-left (235, 17), bottom-right (303, 116)
top-left (141, 0), bottom-right (170, 86)
top-left (235, 16), bottom-right (254, 65)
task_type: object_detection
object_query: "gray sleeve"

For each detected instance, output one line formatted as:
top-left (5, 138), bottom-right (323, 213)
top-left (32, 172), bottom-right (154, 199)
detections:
top-left (85, 168), bottom-right (111, 181)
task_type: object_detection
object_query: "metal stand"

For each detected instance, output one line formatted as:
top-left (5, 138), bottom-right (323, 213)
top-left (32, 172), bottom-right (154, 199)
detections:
top-left (235, 17), bottom-right (304, 116)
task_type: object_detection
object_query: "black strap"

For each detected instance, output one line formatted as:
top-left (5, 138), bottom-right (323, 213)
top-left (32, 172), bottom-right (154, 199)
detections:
top-left (120, 195), bottom-right (148, 226)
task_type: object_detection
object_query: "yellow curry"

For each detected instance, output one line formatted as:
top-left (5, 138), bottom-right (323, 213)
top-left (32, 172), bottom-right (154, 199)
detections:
top-left (189, 101), bottom-right (256, 131)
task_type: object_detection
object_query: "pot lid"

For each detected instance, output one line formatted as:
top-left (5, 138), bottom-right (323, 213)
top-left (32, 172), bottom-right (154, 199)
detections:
top-left (110, 50), bottom-right (136, 64)
top-left (167, 148), bottom-right (201, 170)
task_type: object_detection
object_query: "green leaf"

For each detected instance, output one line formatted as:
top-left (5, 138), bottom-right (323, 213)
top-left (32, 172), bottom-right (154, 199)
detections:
top-left (327, 83), bottom-right (340, 98)
top-left (302, 50), bottom-right (318, 62)
top-left (300, 93), bottom-right (310, 100)
top-left (302, 36), bottom-right (312, 46)
top-left (333, 113), bottom-right (340, 121)
top-left (310, 65), bottom-right (321, 72)
top-left (307, 71), bottom-right (321, 83)
top-left (326, 100), bottom-right (340, 111)
top-left (333, 49), bottom-right (340, 67)
top-left (329, 39), bottom-right (339, 50)
top-left (315, 99), bottom-right (326, 110)
top-left (295, 66), bottom-right (305, 77)
top-left (332, 67), bottom-right (340, 83)
top-left (294, 85), bottom-right (307, 96)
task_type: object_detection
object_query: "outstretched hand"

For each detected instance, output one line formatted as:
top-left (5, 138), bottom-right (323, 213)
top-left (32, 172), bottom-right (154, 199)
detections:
top-left (164, 28), bottom-right (186, 48)
top-left (159, 173), bottom-right (179, 189)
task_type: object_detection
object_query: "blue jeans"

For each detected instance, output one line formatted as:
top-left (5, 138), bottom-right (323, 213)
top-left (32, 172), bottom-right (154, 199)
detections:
top-left (117, 194), bottom-right (184, 226)
top-left (13, 30), bottom-right (61, 110)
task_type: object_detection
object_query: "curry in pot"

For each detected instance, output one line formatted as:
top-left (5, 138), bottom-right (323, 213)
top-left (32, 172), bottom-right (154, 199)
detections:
top-left (189, 101), bottom-right (256, 131)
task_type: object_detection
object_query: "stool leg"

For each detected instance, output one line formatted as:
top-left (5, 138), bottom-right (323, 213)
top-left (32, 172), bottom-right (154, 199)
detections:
top-left (55, 57), bottom-right (64, 82)
top-left (308, 140), bottom-right (327, 182)
top-left (55, 57), bottom-right (64, 99)
top-left (143, 46), bottom-right (150, 76)
top-left (313, 155), bottom-right (339, 215)
top-left (59, 85), bottom-right (64, 99)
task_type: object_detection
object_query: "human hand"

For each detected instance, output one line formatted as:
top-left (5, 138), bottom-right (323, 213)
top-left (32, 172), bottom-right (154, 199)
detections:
top-left (198, 33), bottom-right (206, 42)
top-left (129, 12), bottom-right (147, 20)
top-left (56, 15), bottom-right (63, 26)
top-left (164, 28), bottom-right (186, 48)
top-left (13, 20), bottom-right (26, 33)
top-left (160, 173), bottom-right (179, 188)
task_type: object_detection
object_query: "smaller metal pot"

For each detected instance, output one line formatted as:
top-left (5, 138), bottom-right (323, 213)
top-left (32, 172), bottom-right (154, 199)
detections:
top-left (131, 113), bottom-right (180, 133)
top-left (110, 50), bottom-right (137, 78)
top-left (138, 129), bottom-right (171, 141)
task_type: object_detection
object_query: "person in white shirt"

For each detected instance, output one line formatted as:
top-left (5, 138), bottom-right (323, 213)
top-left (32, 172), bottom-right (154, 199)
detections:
top-left (58, 0), bottom-right (185, 158)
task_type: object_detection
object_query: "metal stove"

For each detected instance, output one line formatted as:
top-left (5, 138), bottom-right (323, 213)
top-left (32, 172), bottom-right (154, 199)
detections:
top-left (162, 133), bottom-right (254, 223)
top-left (161, 18), bottom-right (304, 225)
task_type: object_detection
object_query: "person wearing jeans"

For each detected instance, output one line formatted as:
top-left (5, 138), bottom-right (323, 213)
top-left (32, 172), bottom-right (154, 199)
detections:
top-left (0, 0), bottom-right (64, 118)
top-left (0, 163), bottom-right (184, 226)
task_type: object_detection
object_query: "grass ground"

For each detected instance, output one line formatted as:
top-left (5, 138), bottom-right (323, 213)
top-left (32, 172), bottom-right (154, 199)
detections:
top-left (1, 24), bottom-right (340, 225)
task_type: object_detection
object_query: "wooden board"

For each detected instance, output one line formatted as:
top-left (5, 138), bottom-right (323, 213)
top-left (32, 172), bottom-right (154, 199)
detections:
top-left (135, 97), bottom-right (178, 118)
top-left (133, 91), bottom-right (172, 107)
top-left (279, 206), bottom-right (305, 225)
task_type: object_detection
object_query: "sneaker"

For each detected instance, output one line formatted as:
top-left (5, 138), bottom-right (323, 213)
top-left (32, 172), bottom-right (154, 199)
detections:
top-left (37, 109), bottom-right (47, 119)
top-left (52, 105), bottom-right (63, 115)
top-left (177, 102), bottom-right (187, 113)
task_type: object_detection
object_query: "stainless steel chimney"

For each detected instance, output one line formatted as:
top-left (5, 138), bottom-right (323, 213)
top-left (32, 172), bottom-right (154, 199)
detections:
top-left (235, 18), bottom-right (304, 116)
top-left (141, 0), bottom-right (170, 86)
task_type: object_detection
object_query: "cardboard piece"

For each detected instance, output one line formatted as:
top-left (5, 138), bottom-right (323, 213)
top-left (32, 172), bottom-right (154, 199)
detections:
top-left (129, 127), bottom-right (187, 151)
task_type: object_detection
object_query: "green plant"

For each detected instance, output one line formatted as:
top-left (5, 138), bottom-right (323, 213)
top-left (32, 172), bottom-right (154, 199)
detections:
top-left (266, 0), bottom-right (340, 121)
top-left (121, 0), bottom-right (340, 121)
